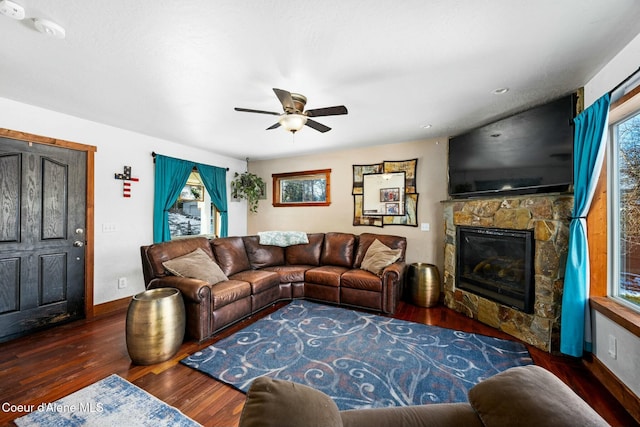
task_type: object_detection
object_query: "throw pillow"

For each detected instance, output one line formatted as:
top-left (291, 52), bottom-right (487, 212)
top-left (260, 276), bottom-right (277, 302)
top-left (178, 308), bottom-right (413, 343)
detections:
top-left (238, 377), bottom-right (343, 427)
top-left (361, 239), bottom-right (402, 275)
top-left (162, 248), bottom-right (228, 284)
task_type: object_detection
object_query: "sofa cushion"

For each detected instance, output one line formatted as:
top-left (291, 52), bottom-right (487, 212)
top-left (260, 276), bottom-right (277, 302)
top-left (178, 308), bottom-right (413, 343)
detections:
top-left (230, 270), bottom-right (281, 294)
top-left (320, 232), bottom-right (356, 268)
top-left (360, 239), bottom-right (402, 275)
top-left (353, 233), bottom-right (406, 268)
top-left (285, 233), bottom-right (324, 266)
top-left (305, 265), bottom-right (349, 287)
top-left (468, 365), bottom-right (609, 427)
top-left (239, 376), bottom-right (342, 427)
top-left (162, 247), bottom-right (228, 284)
top-left (212, 236), bottom-right (252, 276)
top-left (340, 403), bottom-right (483, 427)
top-left (211, 280), bottom-right (252, 310)
top-left (341, 269), bottom-right (382, 292)
top-left (243, 236), bottom-right (285, 269)
top-left (263, 265), bottom-right (312, 284)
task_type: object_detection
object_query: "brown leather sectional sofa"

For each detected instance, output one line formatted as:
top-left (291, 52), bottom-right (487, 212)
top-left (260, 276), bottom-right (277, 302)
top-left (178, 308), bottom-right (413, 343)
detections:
top-left (140, 232), bottom-right (407, 341)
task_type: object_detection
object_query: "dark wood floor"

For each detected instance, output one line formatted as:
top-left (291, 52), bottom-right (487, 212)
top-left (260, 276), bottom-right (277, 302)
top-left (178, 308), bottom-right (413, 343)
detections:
top-left (0, 300), bottom-right (637, 427)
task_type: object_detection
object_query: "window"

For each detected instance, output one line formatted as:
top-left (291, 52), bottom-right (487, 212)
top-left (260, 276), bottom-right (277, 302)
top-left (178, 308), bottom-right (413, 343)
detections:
top-left (169, 169), bottom-right (220, 239)
top-left (272, 169), bottom-right (331, 207)
top-left (609, 89), bottom-right (640, 311)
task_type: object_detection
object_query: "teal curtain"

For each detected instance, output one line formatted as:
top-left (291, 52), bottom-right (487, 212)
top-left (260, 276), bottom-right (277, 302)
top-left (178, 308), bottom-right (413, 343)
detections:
top-left (560, 94), bottom-right (610, 357)
top-left (153, 155), bottom-right (195, 243)
top-left (196, 163), bottom-right (229, 237)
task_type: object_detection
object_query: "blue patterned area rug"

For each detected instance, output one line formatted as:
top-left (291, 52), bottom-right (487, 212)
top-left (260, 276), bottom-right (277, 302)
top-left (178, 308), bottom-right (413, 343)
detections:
top-left (182, 300), bottom-right (532, 410)
top-left (14, 374), bottom-right (201, 427)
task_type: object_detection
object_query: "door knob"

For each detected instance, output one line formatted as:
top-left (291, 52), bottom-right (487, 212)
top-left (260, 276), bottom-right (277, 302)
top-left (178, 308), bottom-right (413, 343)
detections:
top-left (73, 240), bottom-right (84, 247)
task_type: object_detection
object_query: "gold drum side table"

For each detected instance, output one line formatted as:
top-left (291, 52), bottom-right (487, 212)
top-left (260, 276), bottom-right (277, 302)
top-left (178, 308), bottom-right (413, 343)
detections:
top-left (126, 288), bottom-right (186, 365)
top-left (407, 263), bottom-right (441, 308)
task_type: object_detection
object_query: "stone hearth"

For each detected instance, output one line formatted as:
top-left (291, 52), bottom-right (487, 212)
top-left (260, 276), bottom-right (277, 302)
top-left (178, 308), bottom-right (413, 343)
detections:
top-left (442, 195), bottom-right (573, 352)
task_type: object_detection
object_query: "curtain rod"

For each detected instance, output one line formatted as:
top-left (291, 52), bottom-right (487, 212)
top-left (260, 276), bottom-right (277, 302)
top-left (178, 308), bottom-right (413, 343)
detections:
top-left (151, 151), bottom-right (229, 171)
top-left (609, 66), bottom-right (640, 95)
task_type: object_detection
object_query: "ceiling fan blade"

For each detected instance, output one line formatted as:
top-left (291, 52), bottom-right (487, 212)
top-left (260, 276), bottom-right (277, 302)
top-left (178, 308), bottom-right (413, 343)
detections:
top-left (234, 107), bottom-right (281, 116)
top-left (305, 105), bottom-right (348, 117)
top-left (305, 119), bottom-right (331, 133)
top-left (266, 122), bottom-right (281, 130)
top-left (273, 88), bottom-right (296, 112)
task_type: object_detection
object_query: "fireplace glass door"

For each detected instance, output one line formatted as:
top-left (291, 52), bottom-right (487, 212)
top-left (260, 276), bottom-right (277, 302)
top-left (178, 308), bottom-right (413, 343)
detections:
top-left (456, 226), bottom-right (534, 313)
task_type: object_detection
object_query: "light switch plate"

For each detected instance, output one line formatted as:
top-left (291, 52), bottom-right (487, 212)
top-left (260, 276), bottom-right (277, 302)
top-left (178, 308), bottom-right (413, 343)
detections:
top-left (102, 223), bottom-right (118, 233)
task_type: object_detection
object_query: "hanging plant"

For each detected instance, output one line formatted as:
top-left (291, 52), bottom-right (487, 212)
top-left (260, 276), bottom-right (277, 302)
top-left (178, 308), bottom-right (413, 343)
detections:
top-left (190, 186), bottom-right (201, 200)
top-left (231, 171), bottom-right (265, 213)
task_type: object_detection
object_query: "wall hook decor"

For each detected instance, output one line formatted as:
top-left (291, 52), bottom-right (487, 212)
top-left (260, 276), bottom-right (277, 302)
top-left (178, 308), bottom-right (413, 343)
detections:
top-left (114, 166), bottom-right (139, 198)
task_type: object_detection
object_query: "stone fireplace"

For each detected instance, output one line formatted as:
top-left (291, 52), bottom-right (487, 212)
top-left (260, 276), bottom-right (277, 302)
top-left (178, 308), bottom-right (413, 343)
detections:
top-left (442, 194), bottom-right (573, 352)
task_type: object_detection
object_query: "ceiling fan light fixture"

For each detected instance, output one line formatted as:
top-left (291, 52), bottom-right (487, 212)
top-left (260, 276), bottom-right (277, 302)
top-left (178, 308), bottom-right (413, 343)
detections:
top-left (235, 88), bottom-right (346, 134)
top-left (279, 113), bottom-right (307, 133)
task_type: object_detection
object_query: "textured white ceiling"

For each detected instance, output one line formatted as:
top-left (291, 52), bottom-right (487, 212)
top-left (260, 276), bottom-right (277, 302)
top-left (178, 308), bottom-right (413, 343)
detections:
top-left (1, 1), bottom-right (640, 160)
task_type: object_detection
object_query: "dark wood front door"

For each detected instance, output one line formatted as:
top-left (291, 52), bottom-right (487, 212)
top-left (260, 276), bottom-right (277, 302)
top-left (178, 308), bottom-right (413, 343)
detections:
top-left (0, 137), bottom-right (87, 342)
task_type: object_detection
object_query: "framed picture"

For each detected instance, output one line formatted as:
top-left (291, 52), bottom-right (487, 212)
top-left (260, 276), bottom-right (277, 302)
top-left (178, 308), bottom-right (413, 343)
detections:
top-left (352, 158), bottom-right (418, 227)
top-left (385, 203), bottom-right (400, 215)
top-left (272, 169), bottom-right (331, 207)
top-left (380, 187), bottom-right (400, 202)
top-left (179, 184), bottom-right (204, 202)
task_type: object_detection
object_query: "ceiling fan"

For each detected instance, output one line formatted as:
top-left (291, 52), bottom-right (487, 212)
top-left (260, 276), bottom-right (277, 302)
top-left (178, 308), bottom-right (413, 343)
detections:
top-left (234, 88), bottom-right (348, 134)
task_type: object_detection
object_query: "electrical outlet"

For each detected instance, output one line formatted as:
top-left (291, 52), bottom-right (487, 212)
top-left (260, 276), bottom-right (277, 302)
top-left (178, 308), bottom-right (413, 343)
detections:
top-left (118, 277), bottom-right (127, 289)
top-left (420, 223), bottom-right (430, 232)
top-left (608, 335), bottom-right (617, 359)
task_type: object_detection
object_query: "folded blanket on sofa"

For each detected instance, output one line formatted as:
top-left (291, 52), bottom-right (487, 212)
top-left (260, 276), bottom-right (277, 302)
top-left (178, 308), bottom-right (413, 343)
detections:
top-left (258, 231), bottom-right (309, 247)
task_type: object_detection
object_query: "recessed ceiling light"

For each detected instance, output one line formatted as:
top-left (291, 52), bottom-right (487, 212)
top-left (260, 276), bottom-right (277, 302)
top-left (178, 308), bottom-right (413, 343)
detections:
top-left (420, 124), bottom-right (432, 129)
top-left (33, 18), bottom-right (65, 39)
top-left (492, 88), bottom-right (509, 95)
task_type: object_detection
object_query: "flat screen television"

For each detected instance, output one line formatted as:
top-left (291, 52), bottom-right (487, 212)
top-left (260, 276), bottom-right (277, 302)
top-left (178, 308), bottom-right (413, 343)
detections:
top-left (448, 94), bottom-right (576, 198)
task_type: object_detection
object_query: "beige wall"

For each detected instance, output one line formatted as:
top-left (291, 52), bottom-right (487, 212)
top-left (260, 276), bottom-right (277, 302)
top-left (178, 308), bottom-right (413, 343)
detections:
top-left (247, 138), bottom-right (448, 270)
